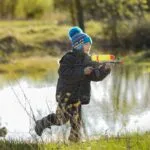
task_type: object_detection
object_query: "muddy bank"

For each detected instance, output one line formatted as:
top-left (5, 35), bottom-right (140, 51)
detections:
top-left (0, 35), bottom-right (150, 64)
top-left (0, 36), bottom-right (33, 54)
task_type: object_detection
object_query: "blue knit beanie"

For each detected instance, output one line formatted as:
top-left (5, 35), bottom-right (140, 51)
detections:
top-left (68, 26), bottom-right (92, 51)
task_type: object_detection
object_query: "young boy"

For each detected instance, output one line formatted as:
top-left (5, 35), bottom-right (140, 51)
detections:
top-left (35, 27), bottom-right (111, 142)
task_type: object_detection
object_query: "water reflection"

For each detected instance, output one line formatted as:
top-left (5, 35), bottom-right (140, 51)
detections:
top-left (84, 65), bottom-right (150, 136)
top-left (0, 65), bottom-right (149, 140)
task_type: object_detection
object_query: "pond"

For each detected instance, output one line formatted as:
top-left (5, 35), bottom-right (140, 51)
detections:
top-left (0, 62), bottom-right (149, 141)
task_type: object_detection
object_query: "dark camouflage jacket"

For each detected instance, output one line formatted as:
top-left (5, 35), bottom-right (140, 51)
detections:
top-left (56, 51), bottom-right (110, 105)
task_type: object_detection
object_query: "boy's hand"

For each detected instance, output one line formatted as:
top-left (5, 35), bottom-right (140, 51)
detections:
top-left (99, 63), bottom-right (111, 72)
top-left (104, 63), bottom-right (111, 70)
top-left (84, 66), bottom-right (93, 75)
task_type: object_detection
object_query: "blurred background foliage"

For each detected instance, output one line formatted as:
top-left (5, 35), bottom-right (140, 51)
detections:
top-left (0, 0), bottom-right (150, 56)
top-left (0, 0), bottom-right (53, 19)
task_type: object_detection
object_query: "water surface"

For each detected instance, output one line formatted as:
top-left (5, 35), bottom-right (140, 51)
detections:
top-left (0, 65), bottom-right (149, 141)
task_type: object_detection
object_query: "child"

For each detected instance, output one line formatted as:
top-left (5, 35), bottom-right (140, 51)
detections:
top-left (35, 27), bottom-right (111, 142)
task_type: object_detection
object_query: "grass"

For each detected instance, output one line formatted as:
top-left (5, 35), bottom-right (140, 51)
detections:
top-left (122, 51), bottom-right (150, 73)
top-left (0, 56), bottom-right (58, 73)
top-left (0, 20), bottom-right (71, 57)
top-left (0, 132), bottom-right (150, 150)
top-left (0, 56), bottom-right (59, 82)
top-left (0, 20), bottom-right (102, 42)
top-left (0, 20), bottom-right (103, 58)
top-left (0, 20), bottom-right (69, 43)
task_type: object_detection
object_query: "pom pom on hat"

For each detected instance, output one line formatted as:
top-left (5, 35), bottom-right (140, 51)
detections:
top-left (68, 26), bottom-right (83, 40)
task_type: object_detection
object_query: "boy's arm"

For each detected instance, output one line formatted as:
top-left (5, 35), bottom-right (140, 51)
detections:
top-left (83, 55), bottom-right (111, 81)
top-left (86, 64), bottom-right (111, 81)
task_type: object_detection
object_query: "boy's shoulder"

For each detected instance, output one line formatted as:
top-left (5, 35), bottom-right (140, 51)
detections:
top-left (59, 51), bottom-right (76, 64)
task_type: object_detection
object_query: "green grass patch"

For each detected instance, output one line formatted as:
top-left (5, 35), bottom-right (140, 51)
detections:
top-left (0, 56), bottom-right (59, 81)
top-left (0, 20), bottom-right (69, 44)
top-left (0, 20), bottom-right (70, 57)
top-left (0, 132), bottom-right (150, 150)
top-left (0, 20), bottom-right (105, 57)
top-left (123, 51), bottom-right (150, 73)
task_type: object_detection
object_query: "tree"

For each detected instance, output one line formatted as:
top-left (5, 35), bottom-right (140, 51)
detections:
top-left (74, 0), bottom-right (85, 31)
top-left (16, 0), bottom-right (52, 19)
top-left (83, 0), bottom-right (148, 47)
top-left (54, 0), bottom-right (77, 25)
top-left (0, 0), bottom-right (18, 19)
top-left (146, 0), bottom-right (150, 11)
top-left (54, 0), bottom-right (85, 31)
top-left (0, 0), bottom-right (53, 19)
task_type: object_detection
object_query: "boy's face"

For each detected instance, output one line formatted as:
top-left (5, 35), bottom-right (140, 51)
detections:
top-left (83, 42), bottom-right (91, 54)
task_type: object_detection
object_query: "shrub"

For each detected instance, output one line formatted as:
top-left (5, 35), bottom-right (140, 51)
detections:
top-left (118, 20), bottom-right (150, 51)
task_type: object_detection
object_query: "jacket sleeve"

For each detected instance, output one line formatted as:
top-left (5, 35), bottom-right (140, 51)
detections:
top-left (86, 64), bottom-right (111, 81)
top-left (58, 54), bottom-right (85, 80)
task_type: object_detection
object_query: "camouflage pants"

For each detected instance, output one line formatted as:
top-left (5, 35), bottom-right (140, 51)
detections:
top-left (47, 100), bottom-right (82, 142)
